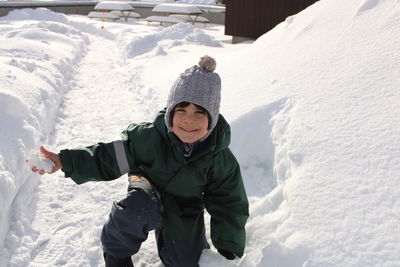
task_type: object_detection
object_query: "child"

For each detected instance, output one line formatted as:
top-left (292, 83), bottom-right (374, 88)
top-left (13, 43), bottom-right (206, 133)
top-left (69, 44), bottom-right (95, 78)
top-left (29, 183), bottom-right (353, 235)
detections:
top-left (32, 56), bottom-right (249, 267)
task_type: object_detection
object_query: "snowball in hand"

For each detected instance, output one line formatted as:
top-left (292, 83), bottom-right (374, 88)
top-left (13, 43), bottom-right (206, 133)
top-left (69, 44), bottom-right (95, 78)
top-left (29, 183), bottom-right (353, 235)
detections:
top-left (27, 150), bottom-right (55, 173)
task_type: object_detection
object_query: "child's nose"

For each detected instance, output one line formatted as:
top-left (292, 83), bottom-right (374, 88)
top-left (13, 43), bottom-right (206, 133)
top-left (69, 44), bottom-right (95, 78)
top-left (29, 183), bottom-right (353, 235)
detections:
top-left (184, 113), bottom-right (196, 122)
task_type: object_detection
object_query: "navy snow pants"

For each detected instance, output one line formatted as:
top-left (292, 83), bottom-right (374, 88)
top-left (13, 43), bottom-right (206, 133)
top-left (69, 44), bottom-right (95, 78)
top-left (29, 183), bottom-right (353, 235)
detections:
top-left (101, 181), bottom-right (209, 267)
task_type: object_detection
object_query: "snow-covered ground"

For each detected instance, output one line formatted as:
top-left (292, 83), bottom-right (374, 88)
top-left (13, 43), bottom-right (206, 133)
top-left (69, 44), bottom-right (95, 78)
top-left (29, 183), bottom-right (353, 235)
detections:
top-left (0, 0), bottom-right (399, 266)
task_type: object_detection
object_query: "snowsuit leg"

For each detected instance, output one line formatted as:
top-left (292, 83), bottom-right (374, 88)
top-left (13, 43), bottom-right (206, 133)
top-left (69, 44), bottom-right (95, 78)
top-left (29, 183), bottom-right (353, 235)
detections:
top-left (156, 213), bottom-right (209, 267)
top-left (101, 179), bottom-right (209, 267)
top-left (103, 252), bottom-right (133, 267)
top-left (101, 181), bottom-right (163, 259)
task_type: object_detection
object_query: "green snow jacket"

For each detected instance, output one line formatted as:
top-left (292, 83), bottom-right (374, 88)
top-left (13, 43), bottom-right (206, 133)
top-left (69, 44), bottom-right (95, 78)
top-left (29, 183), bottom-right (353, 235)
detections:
top-left (59, 110), bottom-right (249, 257)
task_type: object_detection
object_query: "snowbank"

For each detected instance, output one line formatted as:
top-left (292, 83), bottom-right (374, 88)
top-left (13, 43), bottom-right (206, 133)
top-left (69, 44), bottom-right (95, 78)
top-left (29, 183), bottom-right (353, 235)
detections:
top-left (219, 0), bottom-right (400, 265)
top-left (117, 22), bottom-right (221, 59)
top-left (0, 7), bottom-right (90, 252)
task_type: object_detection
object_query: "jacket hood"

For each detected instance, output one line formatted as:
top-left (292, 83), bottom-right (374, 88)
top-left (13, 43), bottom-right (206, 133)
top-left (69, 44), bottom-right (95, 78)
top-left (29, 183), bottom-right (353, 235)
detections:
top-left (154, 109), bottom-right (231, 153)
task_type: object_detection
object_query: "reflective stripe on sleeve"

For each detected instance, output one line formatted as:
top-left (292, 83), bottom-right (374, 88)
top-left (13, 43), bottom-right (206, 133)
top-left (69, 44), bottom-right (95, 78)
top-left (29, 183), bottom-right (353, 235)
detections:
top-left (113, 140), bottom-right (130, 175)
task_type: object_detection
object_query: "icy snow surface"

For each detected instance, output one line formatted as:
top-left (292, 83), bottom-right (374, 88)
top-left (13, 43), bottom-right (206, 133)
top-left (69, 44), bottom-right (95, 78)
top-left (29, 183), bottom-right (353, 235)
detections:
top-left (0, 0), bottom-right (399, 266)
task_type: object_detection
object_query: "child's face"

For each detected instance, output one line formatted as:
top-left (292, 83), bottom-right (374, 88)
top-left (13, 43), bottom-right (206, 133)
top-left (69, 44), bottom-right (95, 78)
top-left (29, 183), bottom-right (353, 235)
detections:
top-left (172, 103), bottom-right (209, 144)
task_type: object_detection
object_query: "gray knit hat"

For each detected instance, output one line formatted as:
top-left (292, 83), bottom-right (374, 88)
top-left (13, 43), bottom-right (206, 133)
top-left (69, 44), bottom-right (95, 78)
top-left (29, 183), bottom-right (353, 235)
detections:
top-left (165, 55), bottom-right (221, 138)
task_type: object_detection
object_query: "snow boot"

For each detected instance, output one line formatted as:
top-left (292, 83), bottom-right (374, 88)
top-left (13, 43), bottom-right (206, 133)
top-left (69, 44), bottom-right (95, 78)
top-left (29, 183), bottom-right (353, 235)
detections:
top-left (103, 252), bottom-right (134, 267)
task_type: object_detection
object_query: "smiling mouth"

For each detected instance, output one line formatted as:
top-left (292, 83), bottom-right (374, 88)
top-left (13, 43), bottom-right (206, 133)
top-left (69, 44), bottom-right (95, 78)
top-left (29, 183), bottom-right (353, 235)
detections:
top-left (181, 127), bottom-right (197, 133)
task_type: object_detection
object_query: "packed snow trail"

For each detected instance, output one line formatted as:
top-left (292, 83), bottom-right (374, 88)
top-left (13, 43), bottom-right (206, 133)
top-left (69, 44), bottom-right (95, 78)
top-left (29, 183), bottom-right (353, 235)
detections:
top-left (9, 31), bottom-right (163, 266)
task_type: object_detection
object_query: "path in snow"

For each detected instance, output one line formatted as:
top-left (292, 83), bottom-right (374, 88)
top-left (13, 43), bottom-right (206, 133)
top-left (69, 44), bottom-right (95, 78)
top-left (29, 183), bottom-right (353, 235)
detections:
top-left (9, 31), bottom-right (163, 266)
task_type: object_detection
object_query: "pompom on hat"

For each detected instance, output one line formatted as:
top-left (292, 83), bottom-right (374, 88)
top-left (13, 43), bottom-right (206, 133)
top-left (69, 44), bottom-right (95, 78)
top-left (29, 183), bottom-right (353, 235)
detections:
top-left (165, 55), bottom-right (221, 139)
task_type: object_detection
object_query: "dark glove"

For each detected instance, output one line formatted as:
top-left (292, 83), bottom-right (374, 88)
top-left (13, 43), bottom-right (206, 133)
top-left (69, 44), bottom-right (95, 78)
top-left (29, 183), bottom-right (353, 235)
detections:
top-left (218, 249), bottom-right (237, 260)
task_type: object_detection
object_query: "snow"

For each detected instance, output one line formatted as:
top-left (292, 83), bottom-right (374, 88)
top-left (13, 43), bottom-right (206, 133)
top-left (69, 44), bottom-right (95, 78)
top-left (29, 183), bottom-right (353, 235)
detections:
top-left (94, 1), bottom-right (135, 11)
top-left (152, 3), bottom-right (202, 14)
top-left (0, 0), bottom-right (399, 266)
top-left (146, 0), bottom-right (217, 5)
top-left (26, 151), bottom-right (54, 173)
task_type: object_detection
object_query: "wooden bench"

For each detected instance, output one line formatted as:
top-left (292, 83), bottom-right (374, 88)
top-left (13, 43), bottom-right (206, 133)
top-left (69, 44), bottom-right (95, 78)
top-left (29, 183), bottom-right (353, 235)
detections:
top-left (169, 14), bottom-right (209, 26)
top-left (152, 3), bottom-right (203, 16)
top-left (150, 3), bottom-right (208, 26)
top-left (111, 10), bottom-right (141, 20)
top-left (93, 1), bottom-right (137, 21)
top-left (88, 11), bottom-right (119, 21)
top-left (145, 15), bottom-right (184, 25)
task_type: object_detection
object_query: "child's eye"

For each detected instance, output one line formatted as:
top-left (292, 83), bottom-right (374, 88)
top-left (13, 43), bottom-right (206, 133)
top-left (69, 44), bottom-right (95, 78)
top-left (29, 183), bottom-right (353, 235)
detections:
top-left (196, 110), bottom-right (206, 114)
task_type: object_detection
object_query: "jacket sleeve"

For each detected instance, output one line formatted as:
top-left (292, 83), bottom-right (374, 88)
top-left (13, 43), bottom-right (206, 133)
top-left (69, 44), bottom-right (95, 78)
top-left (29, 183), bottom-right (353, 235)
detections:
top-left (59, 125), bottom-right (136, 185)
top-left (204, 149), bottom-right (249, 258)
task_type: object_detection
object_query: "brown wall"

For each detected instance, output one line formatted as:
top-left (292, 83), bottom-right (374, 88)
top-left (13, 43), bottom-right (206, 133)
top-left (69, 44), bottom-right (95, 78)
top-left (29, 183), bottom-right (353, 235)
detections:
top-left (225, 0), bottom-right (318, 39)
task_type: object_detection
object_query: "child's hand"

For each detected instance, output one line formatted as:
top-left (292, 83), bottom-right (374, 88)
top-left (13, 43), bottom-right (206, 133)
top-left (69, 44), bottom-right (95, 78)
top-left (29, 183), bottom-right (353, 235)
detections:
top-left (28, 146), bottom-right (62, 175)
